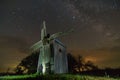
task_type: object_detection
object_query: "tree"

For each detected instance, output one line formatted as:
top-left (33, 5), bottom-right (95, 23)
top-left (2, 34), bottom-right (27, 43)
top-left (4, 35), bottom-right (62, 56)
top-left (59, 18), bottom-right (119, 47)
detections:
top-left (15, 52), bottom-right (39, 74)
top-left (77, 55), bottom-right (85, 72)
top-left (77, 55), bottom-right (98, 72)
top-left (67, 53), bottom-right (78, 73)
top-left (69, 55), bottom-right (98, 73)
top-left (84, 60), bottom-right (98, 71)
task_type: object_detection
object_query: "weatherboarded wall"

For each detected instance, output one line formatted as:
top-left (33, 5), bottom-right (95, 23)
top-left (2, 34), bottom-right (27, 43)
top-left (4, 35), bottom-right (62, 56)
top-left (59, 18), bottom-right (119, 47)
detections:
top-left (53, 39), bottom-right (68, 73)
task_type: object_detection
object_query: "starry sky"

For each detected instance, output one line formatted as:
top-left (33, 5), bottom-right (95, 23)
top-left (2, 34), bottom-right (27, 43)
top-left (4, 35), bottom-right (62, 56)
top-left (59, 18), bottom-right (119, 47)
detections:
top-left (0, 0), bottom-right (120, 72)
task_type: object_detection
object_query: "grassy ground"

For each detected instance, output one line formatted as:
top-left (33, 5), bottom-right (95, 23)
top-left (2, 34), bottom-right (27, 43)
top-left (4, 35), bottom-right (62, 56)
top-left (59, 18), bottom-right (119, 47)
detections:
top-left (0, 73), bottom-right (119, 80)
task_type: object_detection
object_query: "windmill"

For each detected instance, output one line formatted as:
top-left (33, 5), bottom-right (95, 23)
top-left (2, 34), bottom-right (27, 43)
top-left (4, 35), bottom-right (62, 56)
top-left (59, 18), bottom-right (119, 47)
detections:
top-left (30, 21), bottom-right (73, 74)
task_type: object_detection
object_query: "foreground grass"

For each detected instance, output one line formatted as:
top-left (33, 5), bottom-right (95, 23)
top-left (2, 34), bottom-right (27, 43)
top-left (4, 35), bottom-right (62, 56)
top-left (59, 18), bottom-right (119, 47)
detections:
top-left (0, 73), bottom-right (37, 80)
top-left (0, 73), bottom-right (119, 80)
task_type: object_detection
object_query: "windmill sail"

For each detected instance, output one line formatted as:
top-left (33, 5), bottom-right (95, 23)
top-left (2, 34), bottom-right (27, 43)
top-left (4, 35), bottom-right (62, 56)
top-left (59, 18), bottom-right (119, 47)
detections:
top-left (30, 40), bottom-right (42, 52)
top-left (49, 28), bottom-right (74, 41)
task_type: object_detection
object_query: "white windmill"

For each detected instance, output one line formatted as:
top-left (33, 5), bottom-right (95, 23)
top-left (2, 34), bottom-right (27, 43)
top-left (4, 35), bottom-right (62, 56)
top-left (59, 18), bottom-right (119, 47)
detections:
top-left (30, 21), bottom-right (73, 74)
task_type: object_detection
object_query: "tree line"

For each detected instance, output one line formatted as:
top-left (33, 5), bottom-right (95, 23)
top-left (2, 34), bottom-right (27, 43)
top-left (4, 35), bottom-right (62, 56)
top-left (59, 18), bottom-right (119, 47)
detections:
top-left (14, 52), bottom-right (98, 74)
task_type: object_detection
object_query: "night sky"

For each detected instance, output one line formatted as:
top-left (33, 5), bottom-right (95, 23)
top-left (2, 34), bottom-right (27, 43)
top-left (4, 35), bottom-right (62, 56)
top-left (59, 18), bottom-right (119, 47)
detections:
top-left (0, 0), bottom-right (120, 72)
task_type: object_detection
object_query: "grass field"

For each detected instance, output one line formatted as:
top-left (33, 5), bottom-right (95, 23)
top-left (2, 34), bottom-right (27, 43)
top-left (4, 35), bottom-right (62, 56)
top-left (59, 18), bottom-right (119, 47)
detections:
top-left (0, 73), bottom-right (119, 80)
